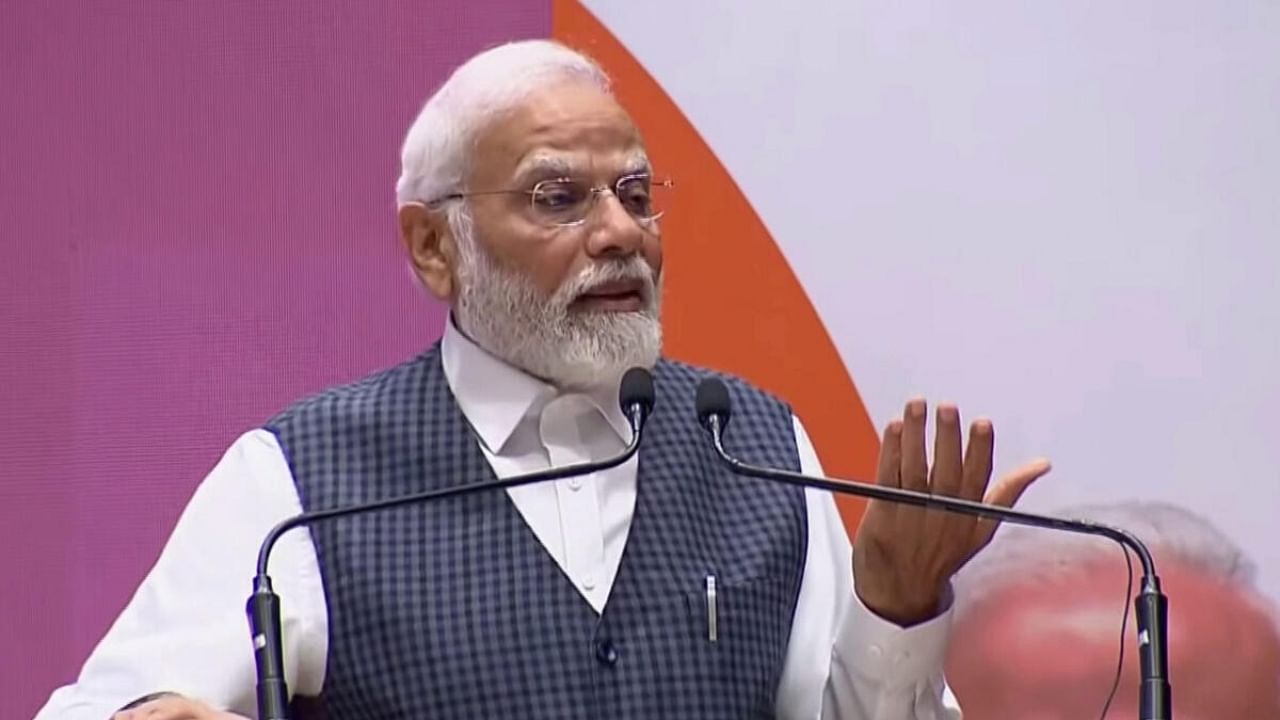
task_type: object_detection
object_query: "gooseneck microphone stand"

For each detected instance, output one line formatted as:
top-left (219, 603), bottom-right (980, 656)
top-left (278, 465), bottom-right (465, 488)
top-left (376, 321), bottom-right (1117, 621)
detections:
top-left (695, 377), bottom-right (1171, 720)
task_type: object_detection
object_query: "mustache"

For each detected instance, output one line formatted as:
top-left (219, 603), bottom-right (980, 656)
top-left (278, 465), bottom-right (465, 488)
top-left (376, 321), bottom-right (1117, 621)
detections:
top-left (559, 256), bottom-right (658, 303)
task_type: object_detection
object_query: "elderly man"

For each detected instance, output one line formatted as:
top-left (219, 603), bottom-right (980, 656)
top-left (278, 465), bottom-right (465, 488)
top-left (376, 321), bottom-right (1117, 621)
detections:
top-left (946, 501), bottom-right (1280, 720)
top-left (36, 40), bottom-right (1049, 720)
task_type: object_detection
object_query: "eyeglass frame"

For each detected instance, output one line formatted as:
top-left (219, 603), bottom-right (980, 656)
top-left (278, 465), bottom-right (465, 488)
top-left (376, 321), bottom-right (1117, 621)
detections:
top-left (427, 172), bottom-right (674, 229)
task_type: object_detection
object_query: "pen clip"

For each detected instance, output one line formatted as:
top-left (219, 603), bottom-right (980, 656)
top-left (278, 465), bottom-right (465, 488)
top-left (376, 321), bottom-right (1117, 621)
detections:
top-left (705, 574), bottom-right (718, 643)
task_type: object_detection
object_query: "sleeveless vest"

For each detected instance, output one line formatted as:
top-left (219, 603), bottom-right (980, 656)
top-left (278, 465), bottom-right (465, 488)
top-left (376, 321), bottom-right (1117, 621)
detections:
top-left (267, 347), bottom-right (808, 719)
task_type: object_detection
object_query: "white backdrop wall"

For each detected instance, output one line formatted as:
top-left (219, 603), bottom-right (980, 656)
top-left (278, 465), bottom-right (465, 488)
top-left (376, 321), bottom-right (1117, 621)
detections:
top-left (584, 0), bottom-right (1280, 601)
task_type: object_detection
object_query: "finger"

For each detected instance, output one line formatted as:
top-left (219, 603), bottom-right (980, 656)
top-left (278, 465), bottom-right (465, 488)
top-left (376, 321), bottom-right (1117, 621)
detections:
top-left (930, 404), bottom-right (964, 497)
top-left (860, 419), bottom-right (903, 533)
top-left (969, 458), bottom-right (1053, 553)
top-left (133, 706), bottom-right (188, 720)
top-left (959, 418), bottom-right (995, 501)
top-left (147, 709), bottom-right (205, 720)
top-left (875, 419), bottom-right (904, 489)
top-left (899, 398), bottom-right (929, 492)
top-left (986, 458), bottom-right (1052, 508)
top-left (126, 698), bottom-right (202, 720)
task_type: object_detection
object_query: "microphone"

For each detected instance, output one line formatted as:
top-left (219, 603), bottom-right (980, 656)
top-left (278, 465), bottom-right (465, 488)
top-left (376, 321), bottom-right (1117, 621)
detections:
top-left (247, 367), bottom-right (657, 720)
top-left (694, 378), bottom-right (1172, 720)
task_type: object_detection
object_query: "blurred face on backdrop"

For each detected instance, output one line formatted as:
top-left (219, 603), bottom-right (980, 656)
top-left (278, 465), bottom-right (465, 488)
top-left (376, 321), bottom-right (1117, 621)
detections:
top-left (945, 557), bottom-right (1280, 720)
top-left (403, 79), bottom-right (664, 388)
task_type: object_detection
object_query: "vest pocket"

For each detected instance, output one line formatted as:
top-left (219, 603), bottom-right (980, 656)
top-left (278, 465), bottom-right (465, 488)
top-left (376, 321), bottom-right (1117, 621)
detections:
top-left (678, 575), bottom-right (797, 707)
top-left (683, 575), bottom-right (795, 644)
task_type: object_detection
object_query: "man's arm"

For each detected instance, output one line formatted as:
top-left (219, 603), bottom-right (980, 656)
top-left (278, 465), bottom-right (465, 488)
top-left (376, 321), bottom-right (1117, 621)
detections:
top-left (775, 418), bottom-right (961, 720)
top-left (34, 430), bottom-right (328, 719)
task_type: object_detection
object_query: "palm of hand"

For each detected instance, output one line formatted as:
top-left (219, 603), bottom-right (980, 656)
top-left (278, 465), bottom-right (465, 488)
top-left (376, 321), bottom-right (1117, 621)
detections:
top-left (852, 399), bottom-right (1051, 626)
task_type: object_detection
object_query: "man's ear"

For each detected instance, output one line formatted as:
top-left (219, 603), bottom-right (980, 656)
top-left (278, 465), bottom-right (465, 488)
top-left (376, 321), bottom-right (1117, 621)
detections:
top-left (399, 202), bottom-right (456, 301)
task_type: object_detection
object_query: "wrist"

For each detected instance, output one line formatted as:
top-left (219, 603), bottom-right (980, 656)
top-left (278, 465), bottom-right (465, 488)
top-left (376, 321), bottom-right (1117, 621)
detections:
top-left (855, 584), bottom-right (945, 627)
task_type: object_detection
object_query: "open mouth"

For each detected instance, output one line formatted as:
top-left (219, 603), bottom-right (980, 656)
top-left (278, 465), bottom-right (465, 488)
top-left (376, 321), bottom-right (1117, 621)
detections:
top-left (572, 278), bottom-right (647, 312)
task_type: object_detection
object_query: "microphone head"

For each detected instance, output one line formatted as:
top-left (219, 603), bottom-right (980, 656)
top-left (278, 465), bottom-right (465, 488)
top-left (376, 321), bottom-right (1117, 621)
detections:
top-left (695, 377), bottom-right (732, 431)
top-left (619, 367), bottom-right (656, 421)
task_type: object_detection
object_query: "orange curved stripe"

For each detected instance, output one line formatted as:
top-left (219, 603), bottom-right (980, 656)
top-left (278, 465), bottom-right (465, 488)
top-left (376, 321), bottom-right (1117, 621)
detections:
top-left (553, 0), bottom-right (880, 536)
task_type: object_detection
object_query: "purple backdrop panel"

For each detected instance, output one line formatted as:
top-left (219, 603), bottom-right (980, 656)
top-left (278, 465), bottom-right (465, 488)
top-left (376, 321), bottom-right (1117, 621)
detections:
top-left (0, 1), bottom-right (550, 717)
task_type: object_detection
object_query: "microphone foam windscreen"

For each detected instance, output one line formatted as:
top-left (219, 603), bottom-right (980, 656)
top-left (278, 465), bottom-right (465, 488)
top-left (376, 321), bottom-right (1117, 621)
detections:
top-left (619, 367), bottom-right (656, 416)
top-left (695, 377), bottom-right (732, 428)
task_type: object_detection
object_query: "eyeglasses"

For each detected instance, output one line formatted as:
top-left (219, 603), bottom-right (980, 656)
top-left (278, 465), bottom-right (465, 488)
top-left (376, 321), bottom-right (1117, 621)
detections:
top-left (432, 173), bottom-right (674, 228)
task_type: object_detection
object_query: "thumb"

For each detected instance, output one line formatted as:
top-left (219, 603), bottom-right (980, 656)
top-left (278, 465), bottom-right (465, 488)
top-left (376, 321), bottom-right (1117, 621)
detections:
top-left (968, 458), bottom-right (1052, 557)
top-left (987, 458), bottom-right (1052, 508)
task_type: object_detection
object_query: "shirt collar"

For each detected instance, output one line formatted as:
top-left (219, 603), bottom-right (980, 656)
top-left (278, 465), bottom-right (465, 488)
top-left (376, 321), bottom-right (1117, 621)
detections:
top-left (440, 315), bottom-right (633, 453)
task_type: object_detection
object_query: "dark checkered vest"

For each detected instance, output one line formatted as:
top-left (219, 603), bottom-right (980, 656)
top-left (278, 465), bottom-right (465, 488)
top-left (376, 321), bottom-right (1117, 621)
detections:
top-left (267, 345), bottom-right (809, 719)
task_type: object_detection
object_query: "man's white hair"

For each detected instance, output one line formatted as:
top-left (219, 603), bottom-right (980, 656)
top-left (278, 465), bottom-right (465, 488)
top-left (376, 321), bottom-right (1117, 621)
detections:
top-left (395, 40), bottom-right (611, 207)
top-left (954, 500), bottom-right (1259, 616)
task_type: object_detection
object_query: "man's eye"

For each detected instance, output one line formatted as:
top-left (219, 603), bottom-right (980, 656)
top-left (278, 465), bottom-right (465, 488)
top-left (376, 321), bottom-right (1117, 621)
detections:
top-left (618, 180), bottom-right (652, 214)
top-left (532, 183), bottom-right (584, 210)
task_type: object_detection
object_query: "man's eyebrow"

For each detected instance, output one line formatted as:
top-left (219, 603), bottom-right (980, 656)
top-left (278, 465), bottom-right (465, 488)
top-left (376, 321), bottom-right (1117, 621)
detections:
top-left (514, 155), bottom-right (578, 182)
top-left (621, 153), bottom-right (652, 176)
top-left (511, 152), bottom-right (653, 184)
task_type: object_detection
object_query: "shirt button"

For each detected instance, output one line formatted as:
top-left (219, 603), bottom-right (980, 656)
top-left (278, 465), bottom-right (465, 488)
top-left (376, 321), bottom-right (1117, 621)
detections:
top-left (568, 477), bottom-right (583, 491)
top-left (583, 574), bottom-right (596, 590)
top-left (868, 645), bottom-right (884, 660)
top-left (595, 639), bottom-right (619, 666)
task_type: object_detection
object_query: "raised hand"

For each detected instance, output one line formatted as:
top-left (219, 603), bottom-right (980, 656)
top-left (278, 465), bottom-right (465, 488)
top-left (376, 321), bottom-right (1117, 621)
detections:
top-left (852, 398), bottom-right (1052, 626)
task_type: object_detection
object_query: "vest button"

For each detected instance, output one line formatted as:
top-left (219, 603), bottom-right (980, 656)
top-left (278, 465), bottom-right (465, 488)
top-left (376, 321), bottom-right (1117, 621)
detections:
top-left (595, 639), bottom-right (619, 666)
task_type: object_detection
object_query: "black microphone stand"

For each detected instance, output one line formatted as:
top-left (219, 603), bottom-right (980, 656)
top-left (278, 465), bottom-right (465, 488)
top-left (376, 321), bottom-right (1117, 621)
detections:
top-left (246, 369), bottom-right (656, 720)
top-left (697, 379), bottom-right (1171, 720)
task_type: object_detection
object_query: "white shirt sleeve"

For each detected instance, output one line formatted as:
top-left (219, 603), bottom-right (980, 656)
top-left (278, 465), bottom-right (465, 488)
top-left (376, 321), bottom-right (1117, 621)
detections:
top-left (775, 417), bottom-right (962, 720)
top-left (33, 430), bottom-right (328, 720)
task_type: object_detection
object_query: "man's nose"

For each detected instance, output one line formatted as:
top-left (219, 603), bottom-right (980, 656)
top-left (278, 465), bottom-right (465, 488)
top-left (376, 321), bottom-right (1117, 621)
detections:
top-left (583, 190), bottom-right (647, 258)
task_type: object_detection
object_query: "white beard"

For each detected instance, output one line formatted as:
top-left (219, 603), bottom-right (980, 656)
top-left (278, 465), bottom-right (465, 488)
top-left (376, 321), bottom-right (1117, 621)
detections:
top-left (450, 209), bottom-right (663, 389)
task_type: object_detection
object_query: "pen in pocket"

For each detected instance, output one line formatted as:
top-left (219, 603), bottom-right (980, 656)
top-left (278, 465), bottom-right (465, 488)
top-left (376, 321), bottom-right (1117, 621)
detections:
top-left (705, 574), bottom-right (718, 643)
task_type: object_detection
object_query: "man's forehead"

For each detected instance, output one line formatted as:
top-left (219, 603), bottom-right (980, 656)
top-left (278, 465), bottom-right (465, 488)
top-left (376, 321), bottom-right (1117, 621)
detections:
top-left (469, 82), bottom-right (646, 179)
